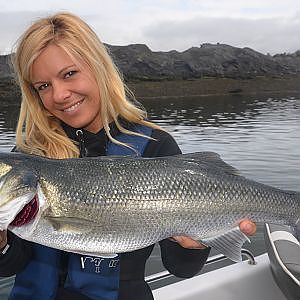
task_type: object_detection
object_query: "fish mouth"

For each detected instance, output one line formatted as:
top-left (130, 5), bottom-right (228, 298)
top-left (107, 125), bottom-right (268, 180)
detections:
top-left (10, 195), bottom-right (39, 227)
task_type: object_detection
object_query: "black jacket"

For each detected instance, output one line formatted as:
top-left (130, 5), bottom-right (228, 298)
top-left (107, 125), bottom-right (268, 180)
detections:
top-left (0, 124), bottom-right (210, 300)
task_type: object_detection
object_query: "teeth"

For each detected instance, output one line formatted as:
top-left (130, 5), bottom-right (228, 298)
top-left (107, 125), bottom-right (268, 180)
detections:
top-left (64, 101), bottom-right (82, 112)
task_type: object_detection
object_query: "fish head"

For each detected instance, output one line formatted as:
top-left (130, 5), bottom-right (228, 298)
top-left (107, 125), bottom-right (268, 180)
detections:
top-left (0, 161), bottom-right (39, 230)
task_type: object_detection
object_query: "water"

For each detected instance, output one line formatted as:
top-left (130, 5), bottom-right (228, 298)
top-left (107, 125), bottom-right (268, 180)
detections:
top-left (0, 93), bottom-right (299, 298)
top-left (142, 94), bottom-right (300, 189)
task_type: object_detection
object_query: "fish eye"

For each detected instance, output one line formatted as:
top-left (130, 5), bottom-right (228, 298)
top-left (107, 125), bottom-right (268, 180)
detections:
top-left (0, 163), bottom-right (12, 178)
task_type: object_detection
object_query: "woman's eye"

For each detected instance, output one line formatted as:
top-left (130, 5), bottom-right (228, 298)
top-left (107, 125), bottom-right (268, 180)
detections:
top-left (37, 83), bottom-right (49, 91)
top-left (65, 70), bottom-right (77, 79)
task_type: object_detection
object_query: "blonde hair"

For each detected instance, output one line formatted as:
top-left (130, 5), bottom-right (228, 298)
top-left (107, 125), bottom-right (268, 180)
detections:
top-left (13, 12), bottom-right (159, 158)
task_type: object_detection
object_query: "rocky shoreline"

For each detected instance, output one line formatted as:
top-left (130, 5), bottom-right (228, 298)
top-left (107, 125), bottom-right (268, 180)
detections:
top-left (2, 75), bottom-right (300, 102)
top-left (107, 43), bottom-right (300, 81)
top-left (1, 43), bottom-right (300, 100)
top-left (128, 76), bottom-right (300, 99)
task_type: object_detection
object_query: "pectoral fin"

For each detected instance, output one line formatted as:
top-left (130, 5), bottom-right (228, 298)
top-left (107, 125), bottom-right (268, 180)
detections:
top-left (46, 216), bottom-right (96, 234)
top-left (45, 216), bottom-right (118, 258)
top-left (201, 226), bottom-right (250, 262)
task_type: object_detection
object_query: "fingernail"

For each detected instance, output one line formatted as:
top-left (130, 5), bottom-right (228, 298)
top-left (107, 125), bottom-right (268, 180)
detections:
top-left (245, 223), bottom-right (253, 233)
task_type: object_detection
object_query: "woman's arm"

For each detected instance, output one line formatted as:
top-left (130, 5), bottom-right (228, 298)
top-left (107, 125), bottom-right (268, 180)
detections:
top-left (159, 239), bottom-right (210, 278)
top-left (0, 231), bottom-right (32, 277)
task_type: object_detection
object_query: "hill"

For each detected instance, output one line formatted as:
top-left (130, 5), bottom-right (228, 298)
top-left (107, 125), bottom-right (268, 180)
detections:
top-left (1, 43), bottom-right (300, 98)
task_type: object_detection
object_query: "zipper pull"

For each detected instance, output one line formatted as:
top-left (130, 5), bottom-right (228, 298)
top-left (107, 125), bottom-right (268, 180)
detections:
top-left (80, 256), bottom-right (85, 269)
top-left (76, 129), bottom-right (87, 157)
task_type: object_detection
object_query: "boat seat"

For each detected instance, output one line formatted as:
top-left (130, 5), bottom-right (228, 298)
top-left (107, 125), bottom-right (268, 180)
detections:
top-left (264, 224), bottom-right (300, 300)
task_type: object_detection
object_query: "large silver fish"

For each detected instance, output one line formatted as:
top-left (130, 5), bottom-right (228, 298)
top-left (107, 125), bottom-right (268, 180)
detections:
top-left (0, 152), bottom-right (299, 262)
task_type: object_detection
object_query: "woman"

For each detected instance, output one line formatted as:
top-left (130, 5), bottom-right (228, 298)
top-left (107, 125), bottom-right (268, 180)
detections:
top-left (0, 12), bottom-right (256, 300)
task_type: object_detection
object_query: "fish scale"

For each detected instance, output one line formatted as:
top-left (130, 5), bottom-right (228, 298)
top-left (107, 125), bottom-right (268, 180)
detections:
top-left (0, 151), bottom-right (299, 262)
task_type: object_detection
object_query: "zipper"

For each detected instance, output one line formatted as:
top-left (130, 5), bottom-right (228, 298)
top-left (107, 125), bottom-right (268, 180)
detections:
top-left (75, 129), bottom-right (87, 158)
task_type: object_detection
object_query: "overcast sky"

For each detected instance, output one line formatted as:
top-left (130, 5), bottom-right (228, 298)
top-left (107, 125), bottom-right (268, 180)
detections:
top-left (0, 0), bottom-right (300, 55)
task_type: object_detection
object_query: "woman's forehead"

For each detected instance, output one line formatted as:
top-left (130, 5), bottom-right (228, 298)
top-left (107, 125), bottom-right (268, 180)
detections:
top-left (30, 44), bottom-right (87, 79)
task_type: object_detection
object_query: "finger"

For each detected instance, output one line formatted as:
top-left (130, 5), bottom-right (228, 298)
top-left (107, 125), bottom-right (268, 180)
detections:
top-left (172, 236), bottom-right (207, 249)
top-left (239, 219), bottom-right (257, 236)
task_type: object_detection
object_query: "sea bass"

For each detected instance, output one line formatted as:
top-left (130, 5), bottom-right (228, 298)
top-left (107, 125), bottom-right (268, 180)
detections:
top-left (0, 152), bottom-right (299, 262)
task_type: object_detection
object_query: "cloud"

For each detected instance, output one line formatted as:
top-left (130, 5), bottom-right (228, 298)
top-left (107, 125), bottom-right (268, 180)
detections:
top-left (0, 11), bottom-right (38, 54)
top-left (143, 14), bottom-right (300, 54)
top-left (1, 1), bottom-right (300, 55)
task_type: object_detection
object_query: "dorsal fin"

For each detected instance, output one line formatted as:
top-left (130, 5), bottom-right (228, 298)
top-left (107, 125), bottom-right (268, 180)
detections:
top-left (179, 152), bottom-right (239, 175)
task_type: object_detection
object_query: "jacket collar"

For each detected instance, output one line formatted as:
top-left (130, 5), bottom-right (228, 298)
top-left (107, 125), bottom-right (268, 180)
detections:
top-left (61, 119), bottom-right (135, 157)
top-left (61, 118), bottom-right (134, 142)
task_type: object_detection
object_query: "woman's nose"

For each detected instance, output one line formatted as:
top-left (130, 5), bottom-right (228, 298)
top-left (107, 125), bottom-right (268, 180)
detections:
top-left (52, 81), bottom-right (71, 103)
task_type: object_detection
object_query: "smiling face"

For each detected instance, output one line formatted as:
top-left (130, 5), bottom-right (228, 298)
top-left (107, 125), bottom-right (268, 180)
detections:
top-left (31, 43), bottom-right (103, 133)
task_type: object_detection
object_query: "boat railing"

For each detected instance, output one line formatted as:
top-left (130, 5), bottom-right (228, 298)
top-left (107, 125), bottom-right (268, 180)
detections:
top-left (146, 248), bottom-right (256, 284)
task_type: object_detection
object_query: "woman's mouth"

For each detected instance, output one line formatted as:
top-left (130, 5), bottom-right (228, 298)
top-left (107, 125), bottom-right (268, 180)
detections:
top-left (63, 99), bottom-right (84, 113)
top-left (10, 195), bottom-right (39, 227)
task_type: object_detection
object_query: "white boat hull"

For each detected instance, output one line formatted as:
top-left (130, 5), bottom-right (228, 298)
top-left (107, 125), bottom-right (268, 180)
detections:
top-left (153, 253), bottom-right (286, 300)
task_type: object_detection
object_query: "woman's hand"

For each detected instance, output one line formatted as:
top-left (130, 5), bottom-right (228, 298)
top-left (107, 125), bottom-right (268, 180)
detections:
top-left (239, 219), bottom-right (257, 236)
top-left (171, 219), bottom-right (257, 249)
top-left (0, 230), bottom-right (8, 250)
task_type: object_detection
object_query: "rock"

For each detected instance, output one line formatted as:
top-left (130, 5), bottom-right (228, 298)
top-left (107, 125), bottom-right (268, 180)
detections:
top-left (0, 43), bottom-right (299, 84)
top-left (273, 51), bottom-right (300, 73)
top-left (0, 54), bottom-right (14, 78)
top-left (0, 77), bottom-right (20, 99)
top-left (106, 43), bottom-right (297, 80)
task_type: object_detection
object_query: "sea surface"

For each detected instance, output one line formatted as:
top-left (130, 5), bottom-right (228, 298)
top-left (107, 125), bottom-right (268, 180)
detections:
top-left (0, 93), bottom-right (299, 298)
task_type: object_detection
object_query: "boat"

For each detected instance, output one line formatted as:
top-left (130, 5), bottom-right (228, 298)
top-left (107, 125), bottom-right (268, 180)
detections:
top-left (0, 224), bottom-right (299, 299)
top-left (147, 224), bottom-right (300, 300)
